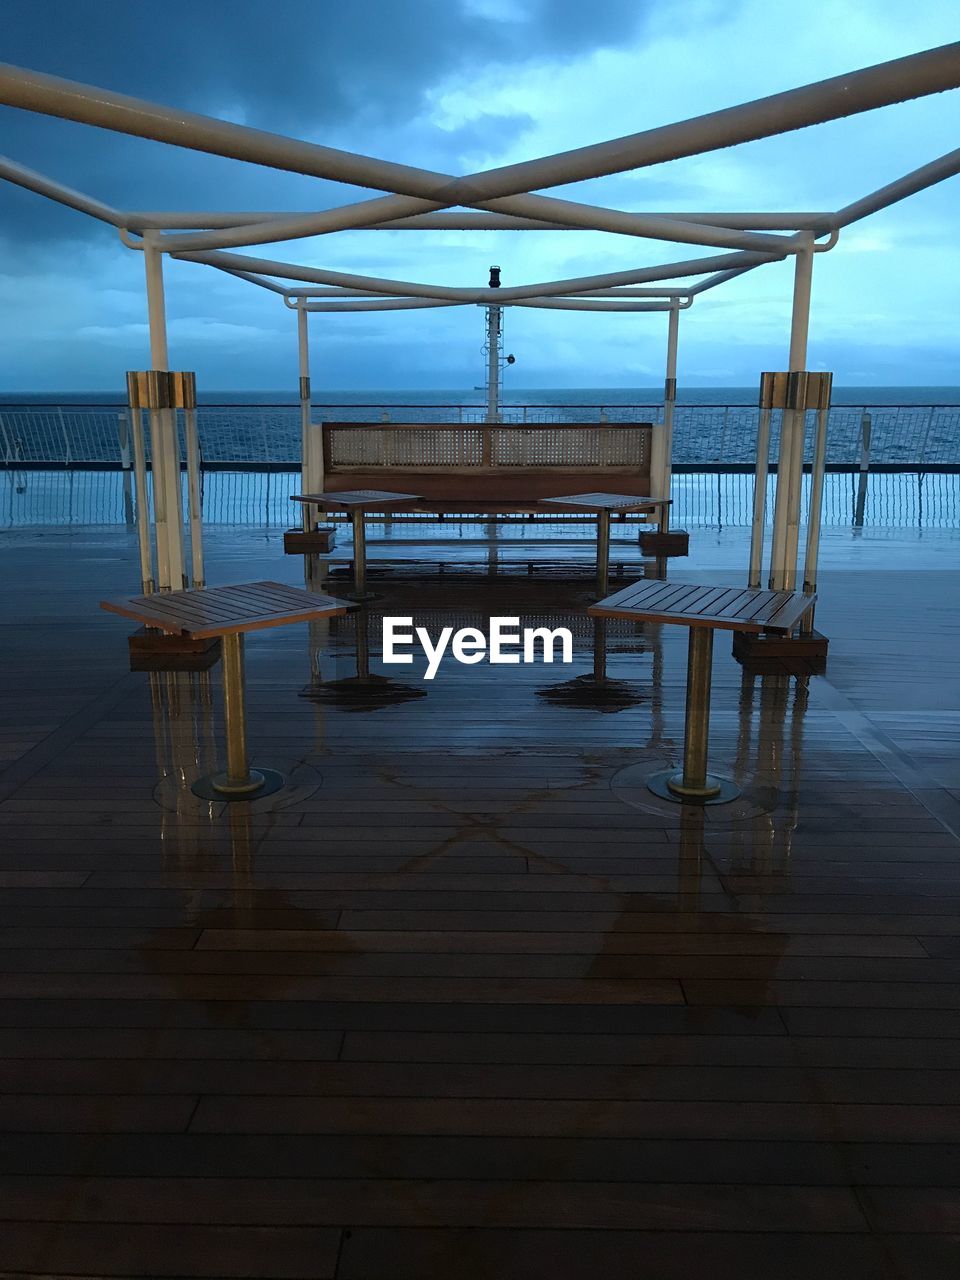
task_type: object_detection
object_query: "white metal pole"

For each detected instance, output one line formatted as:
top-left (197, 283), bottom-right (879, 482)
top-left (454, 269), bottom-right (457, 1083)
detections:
top-left (143, 232), bottom-right (186, 589)
top-left (748, 392), bottom-right (774, 590)
top-left (485, 286), bottom-right (501, 424)
top-left (296, 304), bottom-right (315, 516)
top-left (801, 399), bottom-right (830, 625)
top-left (127, 398), bottom-right (155, 593)
top-left (661, 301), bottom-right (680, 500)
top-left (768, 242), bottom-right (813, 591)
top-left (183, 404), bottom-right (204, 587)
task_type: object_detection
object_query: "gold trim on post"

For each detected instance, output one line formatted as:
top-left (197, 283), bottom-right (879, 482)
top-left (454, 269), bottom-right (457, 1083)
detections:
top-left (126, 369), bottom-right (197, 409)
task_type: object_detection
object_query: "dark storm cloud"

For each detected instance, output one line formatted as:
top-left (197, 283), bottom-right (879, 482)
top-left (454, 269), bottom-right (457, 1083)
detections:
top-left (0, 0), bottom-right (650, 246)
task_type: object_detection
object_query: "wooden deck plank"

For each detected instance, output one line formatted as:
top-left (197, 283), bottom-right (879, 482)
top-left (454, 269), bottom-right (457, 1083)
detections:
top-left (4, 522), bottom-right (960, 1276)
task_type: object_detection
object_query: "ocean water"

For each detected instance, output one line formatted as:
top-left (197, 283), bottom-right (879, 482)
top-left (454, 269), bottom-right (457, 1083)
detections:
top-left (2, 390), bottom-right (958, 468)
top-left (3, 386), bottom-right (959, 407)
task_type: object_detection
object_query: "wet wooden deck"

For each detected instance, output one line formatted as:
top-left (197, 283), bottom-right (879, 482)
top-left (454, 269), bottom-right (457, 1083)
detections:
top-left (1, 522), bottom-right (959, 1278)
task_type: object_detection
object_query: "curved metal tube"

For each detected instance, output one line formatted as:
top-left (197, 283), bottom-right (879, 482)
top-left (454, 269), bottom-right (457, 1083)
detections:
top-left (172, 247), bottom-right (784, 304)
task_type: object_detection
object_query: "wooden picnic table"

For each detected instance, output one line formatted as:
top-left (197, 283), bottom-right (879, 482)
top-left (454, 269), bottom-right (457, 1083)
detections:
top-left (291, 490), bottom-right (420, 599)
top-left (101, 581), bottom-right (349, 799)
top-left (540, 492), bottom-right (672, 597)
top-left (589, 579), bottom-right (814, 802)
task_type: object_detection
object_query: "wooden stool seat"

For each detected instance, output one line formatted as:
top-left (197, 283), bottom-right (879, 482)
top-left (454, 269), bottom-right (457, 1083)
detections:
top-left (101, 581), bottom-right (349, 798)
top-left (291, 490), bottom-right (420, 599)
top-left (541, 493), bottom-right (672, 597)
top-left (590, 579), bottom-right (814, 803)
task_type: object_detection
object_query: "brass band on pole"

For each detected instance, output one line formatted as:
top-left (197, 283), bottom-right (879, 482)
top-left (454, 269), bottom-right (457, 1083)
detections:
top-left (667, 626), bottom-right (722, 800)
top-left (126, 369), bottom-right (196, 410)
top-left (212, 632), bottom-right (266, 796)
top-left (596, 509), bottom-right (611, 598)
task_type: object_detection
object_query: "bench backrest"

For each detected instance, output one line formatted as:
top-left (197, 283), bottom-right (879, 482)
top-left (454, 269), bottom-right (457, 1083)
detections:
top-left (320, 421), bottom-right (654, 502)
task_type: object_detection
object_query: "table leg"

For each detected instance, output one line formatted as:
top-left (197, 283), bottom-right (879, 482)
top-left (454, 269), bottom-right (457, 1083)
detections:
top-left (350, 510), bottom-right (370, 600)
top-left (355, 607), bottom-right (371, 682)
top-left (592, 616), bottom-right (607, 683)
top-left (211, 633), bottom-right (266, 796)
top-left (596, 509), bottom-right (611, 599)
top-left (665, 626), bottom-right (725, 801)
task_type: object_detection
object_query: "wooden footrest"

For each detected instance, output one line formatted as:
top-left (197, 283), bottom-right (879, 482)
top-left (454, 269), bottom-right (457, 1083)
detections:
top-left (638, 529), bottom-right (689, 557)
top-left (128, 628), bottom-right (222, 672)
top-left (733, 627), bottom-right (828, 674)
top-left (284, 527), bottom-right (337, 555)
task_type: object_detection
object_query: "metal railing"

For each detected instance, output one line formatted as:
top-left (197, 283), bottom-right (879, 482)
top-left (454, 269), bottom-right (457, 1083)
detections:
top-left (3, 468), bottom-right (958, 531)
top-left (2, 401), bottom-right (959, 469)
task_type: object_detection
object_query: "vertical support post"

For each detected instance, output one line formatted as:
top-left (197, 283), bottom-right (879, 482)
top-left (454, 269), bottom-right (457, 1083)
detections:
top-left (661, 301), bottom-right (680, 501)
top-left (297, 305), bottom-right (317, 522)
top-left (854, 409), bottom-right (871, 528)
top-left (596, 508), bottom-right (611, 599)
top-left (124, 381), bottom-right (155, 594)
top-left (800, 373), bottom-right (833, 634)
top-left (143, 233), bottom-right (186, 590)
top-left (57, 407), bottom-right (71, 467)
top-left (183, 400), bottom-right (205, 588)
top-left (485, 264), bottom-right (502, 425)
top-left (748, 374), bottom-right (776, 589)
top-left (769, 240), bottom-right (813, 592)
top-left (485, 304), bottom-right (501, 424)
top-left (118, 411), bottom-right (135, 527)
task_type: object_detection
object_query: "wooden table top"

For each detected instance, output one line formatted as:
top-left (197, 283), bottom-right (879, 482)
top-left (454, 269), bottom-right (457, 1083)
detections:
top-left (101, 580), bottom-right (350, 639)
top-left (540, 492), bottom-right (671, 511)
top-left (291, 490), bottom-right (421, 510)
top-left (589, 579), bottom-right (815, 633)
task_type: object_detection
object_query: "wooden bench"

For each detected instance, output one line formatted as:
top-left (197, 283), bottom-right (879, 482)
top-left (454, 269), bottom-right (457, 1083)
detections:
top-left (589, 580), bottom-right (815, 803)
top-left (101, 581), bottom-right (349, 799)
top-left (319, 420), bottom-right (655, 512)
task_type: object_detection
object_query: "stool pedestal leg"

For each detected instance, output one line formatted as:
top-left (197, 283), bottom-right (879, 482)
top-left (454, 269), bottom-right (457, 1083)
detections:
top-left (668, 626), bottom-right (721, 799)
top-left (211, 633), bottom-right (266, 796)
top-left (648, 625), bottom-right (740, 805)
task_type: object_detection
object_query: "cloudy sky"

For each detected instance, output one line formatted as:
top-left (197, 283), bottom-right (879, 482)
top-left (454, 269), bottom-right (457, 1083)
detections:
top-left (0, 0), bottom-right (958, 392)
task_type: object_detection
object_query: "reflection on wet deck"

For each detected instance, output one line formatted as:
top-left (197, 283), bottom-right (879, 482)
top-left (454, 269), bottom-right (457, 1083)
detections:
top-left (1, 521), bottom-right (959, 1277)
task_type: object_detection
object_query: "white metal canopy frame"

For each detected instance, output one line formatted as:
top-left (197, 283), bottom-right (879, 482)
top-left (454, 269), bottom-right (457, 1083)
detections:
top-left (0, 43), bottom-right (958, 598)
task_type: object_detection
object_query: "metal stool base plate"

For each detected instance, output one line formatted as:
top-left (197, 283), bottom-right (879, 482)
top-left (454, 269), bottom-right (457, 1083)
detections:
top-left (647, 768), bottom-right (741, 806)
top-left (192, 768), bottom-right (285, 802)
